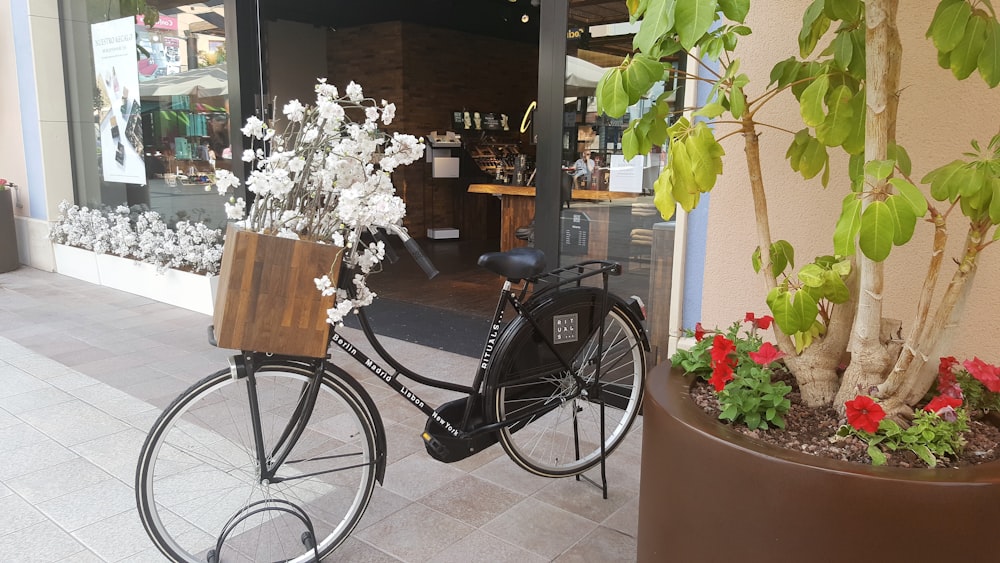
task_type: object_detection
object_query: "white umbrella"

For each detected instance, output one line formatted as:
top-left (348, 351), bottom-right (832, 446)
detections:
top-left (139, 66), bottom-right (228, 98)
top-left (565, 55), bottom-right (610, 97)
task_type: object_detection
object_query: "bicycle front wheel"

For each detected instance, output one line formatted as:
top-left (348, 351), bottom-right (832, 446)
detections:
top-left (136, 360), bottom-right (378, 563)
top-left (488, 295), bottom-right (646, 477)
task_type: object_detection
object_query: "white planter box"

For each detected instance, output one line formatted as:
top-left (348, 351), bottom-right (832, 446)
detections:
top-left (95, 253), bottom-right (218, 315)
top-left (52, 244), bottom-right (101, 284)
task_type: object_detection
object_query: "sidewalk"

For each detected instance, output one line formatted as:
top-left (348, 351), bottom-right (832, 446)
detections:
top-left (0, 267), bottom-right (641, 562)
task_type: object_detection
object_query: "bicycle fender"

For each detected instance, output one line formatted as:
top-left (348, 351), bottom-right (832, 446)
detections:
top-left (324, 362), bottom-right (388, 485)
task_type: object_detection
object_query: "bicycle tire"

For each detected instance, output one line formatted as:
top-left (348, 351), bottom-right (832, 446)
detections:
top-left (487, 289), bottom-right (646, 477)
top-left (136, 360), bottom-right (379, 562)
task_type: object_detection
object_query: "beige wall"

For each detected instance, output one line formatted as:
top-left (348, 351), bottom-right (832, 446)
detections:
top-left (699, 0), bottom-right (1000, 362)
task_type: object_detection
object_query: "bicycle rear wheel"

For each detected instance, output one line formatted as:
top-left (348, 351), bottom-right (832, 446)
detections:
top-left (136, 360), bottom-right (378, 563)
top-left (488, 293), bottom-right (645, 477)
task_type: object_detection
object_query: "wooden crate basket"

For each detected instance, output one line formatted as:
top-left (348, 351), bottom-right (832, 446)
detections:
top-left (213, 226), bottom-right (344, 358)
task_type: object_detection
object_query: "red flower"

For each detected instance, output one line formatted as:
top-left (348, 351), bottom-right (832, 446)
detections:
top-left (749, 342), bottom-right (784, 366)
top-left (709, 361), bottom-right (735, 392)
top-left (744, 312), bottom-right (756, 323)
top-left (924, 395), bottom-right (963, 413)
top-left (963, 357), bottom-right (1000, 393)
top-left (844, 395), bottom-right (886, 433)
top-left (694, 322), bottom-right (706, 342)
top-left (938, 356), bottom-right (958, 377)
top-left (936, 369), bottom-right (963, 399)
top-left (755, 315), bottom-right (774, 330)
top-left (709, 334), bottom-right (736, 364)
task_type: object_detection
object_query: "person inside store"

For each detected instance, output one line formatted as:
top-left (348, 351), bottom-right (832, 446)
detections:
top-left (573, 150), bottom-right (595, 189)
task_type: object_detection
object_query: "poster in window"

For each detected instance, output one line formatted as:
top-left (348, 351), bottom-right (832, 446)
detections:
top-left (92, 17), bottom-right (146, 184)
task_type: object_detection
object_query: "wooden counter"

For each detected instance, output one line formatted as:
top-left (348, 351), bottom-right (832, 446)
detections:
top-left (469, 183), bottom-right (636, 251)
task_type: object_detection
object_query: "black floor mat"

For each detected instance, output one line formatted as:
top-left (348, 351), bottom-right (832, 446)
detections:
top-left (342, 297), bottom-right (492, 358)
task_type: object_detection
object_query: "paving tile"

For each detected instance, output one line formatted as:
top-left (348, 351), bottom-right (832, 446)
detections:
top-left (471, 453), bottom-right (551, 496)
top-left (418, 474), bottom-right (524, 528)
top-left (482, 497), bottom-right (597, 560)
top-left (0, 365), bottom-right (49, 398)
top-left (72, 507), bottom-right (157, 562)
top-left (431, 530), bottom-right (548, 563)
top-left (3, 437), bottom-right (80, 480)
top-left (71, 427), bottom-right (149, 483)
top-left (381, 451), bottom-right (468, 501)
top-left (328, 536), bottom-right (403, 562)
top-left (356, 502), bottom-right (473, 563)
top-left (0, 494), bottom-right (48, 536)
top-left (532, 474), bottom-right (634, 524)
top-left (0, 520), bottom-right (90, 562)
top-left (354, 486), bottom-right (413, 533)
top-left (0, 422), bottom-right (51, 454)
top-left (36, 478), bottom-right (135, 532)
top-left (0, 407), bottom-right (18, 429)
top-left (0, 384), bottom-right (74, 415)
top-left (553, 525), bottom-right (637, 562)
top-left (17, 399), bottom-right (131, 447)
top-left (5, 457), bottom-right (112, 504)
top-left (601, 494), bottom-right (640, 538)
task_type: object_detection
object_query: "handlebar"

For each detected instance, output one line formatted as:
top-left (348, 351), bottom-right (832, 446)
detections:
top-left (386, 225), bottom-right (439, 279)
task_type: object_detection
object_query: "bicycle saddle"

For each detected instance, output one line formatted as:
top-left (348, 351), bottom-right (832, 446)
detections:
top-left (478, 247), bottom-right (546, 281)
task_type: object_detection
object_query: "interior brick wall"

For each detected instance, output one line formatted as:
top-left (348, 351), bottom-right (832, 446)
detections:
top-left (327, 22), bottom-right (538, 239)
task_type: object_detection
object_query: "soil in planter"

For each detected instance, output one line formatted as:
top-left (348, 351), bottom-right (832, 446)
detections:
top-left (689, 373), bottom-right (1000, 469)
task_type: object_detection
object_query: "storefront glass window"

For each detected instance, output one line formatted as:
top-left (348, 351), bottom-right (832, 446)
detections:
top-left (61, 0), bottom-right (238, 230)
top-left (558, 7), bottom-right (681, 310)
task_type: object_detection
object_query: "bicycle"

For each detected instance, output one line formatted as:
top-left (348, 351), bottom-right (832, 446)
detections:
top-left (135, 225), bottom-right (649, 562)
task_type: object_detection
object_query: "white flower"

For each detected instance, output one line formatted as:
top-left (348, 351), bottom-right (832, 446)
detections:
top-left (224, 198), bottom-right (246, 220)
top-left (282, 99), bottom-right (306, 122)
top-left (365, 106), bottom-right (379, 123)
top-left (345, 81), bottom-right (363, 102)
top-left (381, 102), bottom-right (396, 125)
top-left (242, 149), bottom-right (256, 162)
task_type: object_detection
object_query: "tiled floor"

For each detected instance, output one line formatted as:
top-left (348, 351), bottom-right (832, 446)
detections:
top-left (0, 267), bottom-right (641, 562)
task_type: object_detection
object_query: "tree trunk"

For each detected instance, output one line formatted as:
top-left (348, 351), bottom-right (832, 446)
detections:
top-left (836, 0), bottom-right (902, 410)
top-left (743, 117), bottom-right (841, 406)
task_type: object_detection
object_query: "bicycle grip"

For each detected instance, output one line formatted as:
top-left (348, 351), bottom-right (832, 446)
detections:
top-left (373, 229), bottom-right (399, 264)
top-left (404, 237), bottom-right (439, 279)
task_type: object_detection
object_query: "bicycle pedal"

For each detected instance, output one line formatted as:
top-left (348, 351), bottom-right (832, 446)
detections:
top-left (422, 432), bottom-right (450, 459)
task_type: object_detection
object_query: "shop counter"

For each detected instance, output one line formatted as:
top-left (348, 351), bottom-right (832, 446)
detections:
top-left (469, 183), bottom-right (634, 251)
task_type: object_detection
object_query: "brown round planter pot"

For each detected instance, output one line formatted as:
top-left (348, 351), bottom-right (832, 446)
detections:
top-left (637, 362), bottom-right (1000, 562)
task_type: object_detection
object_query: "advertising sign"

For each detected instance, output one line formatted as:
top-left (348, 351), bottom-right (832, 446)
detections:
top-left (608, 154), bottom-right (644, 193)
top-left (92, 17), bottom-right (146, 184)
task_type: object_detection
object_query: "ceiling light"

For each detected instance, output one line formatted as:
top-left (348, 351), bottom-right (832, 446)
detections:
top-left (521, 14), bottom-right (530, 23)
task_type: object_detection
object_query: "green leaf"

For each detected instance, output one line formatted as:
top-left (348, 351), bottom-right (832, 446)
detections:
top-left (597, 68), bottom-right (629, 118)
top-left (634, 0), bottom-right (678, 54)
top-left (859, 201), bottom-right (895, 262)
top-left (886, 195), bottom-right (918, 246)
top-left (888, 143), bottom-right (912, 177)
top-left (675, 0), bottom-right (719, 50)
top-left (819, 271), bottom-right (850, 304)
top-left (694, 102), bottom-right (726, 119)
top-left (979, 18), bottom-right (1000, 87)
top-left (718, 0), bottom-right (750, 22)
top-left (951, 13), bottom-right (989, 80)
top-left (670, 141), bottom-right (699, 207)
top-left (799, 137), bottom-right (828, 179)
top-left (815, 85), bottom-right (854, 146)
top-left (928, 0), bottom-right (965, 38)
top-left (771, 240), bottom-right (795, 277)
top-left (791, 290), bottom-right (820, 333)
top-left (888, 178), bottom-right (928, 216)
top-left (653, 167), bottom-right (677, 219)
top-left (865, 159), bottom-right (896, 181)
top-left (990, 178), bottom-right (1000, 224)
top-left (833, 32), bottom-right (854, 70)
top-left (799, 0), bottom-right (831, 58)
top-left (923, 160), bottom-right (967, 201)
top-left (931, 0), bottom-right (973, 53)
top-left (798, 263), bottom-right (825, 287)
top-left (799, 74), bottom-right (830, 127)
top-left (730, 87), bottom-right (746, 118)
top-left (911, 444), bottom-right (937, 467)
top-left (830, 0), bottom-right (860, 21)
top-left (623, 126), bottom-right (639, 161)
top-left (625, 54), bottom-right (667, 103)
top-left (842, 89), bottom-right (866, 155)
top-left (648, 117), bottom-right (669, 147)
top-left (868, 444), bottom-right (887, 466)
top-left (766, 288), bottom-right (798, 334)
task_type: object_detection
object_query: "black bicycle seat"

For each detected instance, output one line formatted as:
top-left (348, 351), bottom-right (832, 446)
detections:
top-left (478, 247), bottom-right (546, 281)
